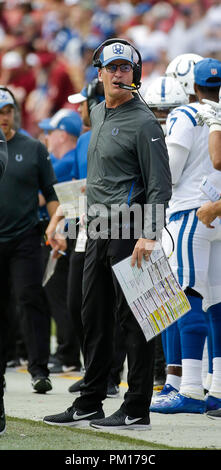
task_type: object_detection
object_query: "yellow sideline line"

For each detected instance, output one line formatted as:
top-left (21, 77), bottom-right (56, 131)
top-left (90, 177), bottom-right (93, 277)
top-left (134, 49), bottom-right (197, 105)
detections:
top-left (16, 368), bottom-right (128, 388)
top-left (14, 367), bottom-right (162, 391)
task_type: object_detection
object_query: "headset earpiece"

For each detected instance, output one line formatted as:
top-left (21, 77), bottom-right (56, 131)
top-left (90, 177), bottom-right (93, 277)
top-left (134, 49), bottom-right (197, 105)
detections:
top-left (92, 38), bottom-right (142, 88)
top-left (87, 78), bottom-right (104, 115)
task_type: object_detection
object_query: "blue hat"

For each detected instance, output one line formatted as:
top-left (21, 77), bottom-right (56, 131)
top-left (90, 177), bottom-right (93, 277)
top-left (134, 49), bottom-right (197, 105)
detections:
top-left (99, 42), bottom-right (134, 67)
top-left (0, 89), bottom-right (15, 109)
top-left (194, 58), bottom-right (221, 87)
top-left (38, 109), bottom-right (82, 137)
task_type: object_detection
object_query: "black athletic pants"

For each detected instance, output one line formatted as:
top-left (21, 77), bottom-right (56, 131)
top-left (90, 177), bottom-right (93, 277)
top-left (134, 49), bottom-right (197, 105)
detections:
top-left (43, 238), bottom-right (81, 368)
top-left (67, 246), bottom-right (127, 384)
top-left (0, 224), bottom-right (51, 395)
top-left (74, 238), bottom-right (155, 418)
top-left (67, 249), bottom-right (85, 352)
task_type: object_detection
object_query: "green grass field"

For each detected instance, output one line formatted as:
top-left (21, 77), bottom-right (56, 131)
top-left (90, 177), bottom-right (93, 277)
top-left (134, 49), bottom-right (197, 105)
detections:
top-left (0, 417), bottom-right (171, 451)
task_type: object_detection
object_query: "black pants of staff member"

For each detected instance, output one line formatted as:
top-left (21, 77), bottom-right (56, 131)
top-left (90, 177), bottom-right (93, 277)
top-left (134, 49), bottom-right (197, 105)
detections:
top-left (67, 247), bottom-right (127, 385)
top-left (43, 239), bottom-right (81, 369)
top-left (67, 250), bottom-right (85, 352)
top-left (0, 224), bottom-right (51, 384)
top-left (74, 238), bottom-right (155, 418)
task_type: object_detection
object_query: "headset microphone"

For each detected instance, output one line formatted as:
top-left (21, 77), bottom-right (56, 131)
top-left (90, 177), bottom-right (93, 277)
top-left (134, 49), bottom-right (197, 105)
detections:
top-left (118, 82), bottom-right (138, 91)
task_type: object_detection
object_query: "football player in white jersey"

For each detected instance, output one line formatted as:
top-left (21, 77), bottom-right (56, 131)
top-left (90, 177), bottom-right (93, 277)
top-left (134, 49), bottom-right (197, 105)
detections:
top-left (150, 58), bottom-right (221, 415)
top-left (144, 76), bottom-right (189, 392)
top-left (145, 67), bottom-right (212, 407)
top-left (145, 76), bottom-right (188, 398)
top-left (145, 66), bottom-right (210, 407)
top-left (162, 54), bottom-right (212, 405)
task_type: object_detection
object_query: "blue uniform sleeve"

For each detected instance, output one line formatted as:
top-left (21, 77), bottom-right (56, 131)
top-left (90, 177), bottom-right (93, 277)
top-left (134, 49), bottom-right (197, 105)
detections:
top-left (72, 131), bottom-right (90, 180)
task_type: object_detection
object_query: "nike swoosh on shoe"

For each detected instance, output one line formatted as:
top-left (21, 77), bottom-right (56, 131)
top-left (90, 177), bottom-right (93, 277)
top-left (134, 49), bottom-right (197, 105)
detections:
top-left (73, 411), bottom-right (98, 421)
top-left (125, 416), bottom-right (142, 425)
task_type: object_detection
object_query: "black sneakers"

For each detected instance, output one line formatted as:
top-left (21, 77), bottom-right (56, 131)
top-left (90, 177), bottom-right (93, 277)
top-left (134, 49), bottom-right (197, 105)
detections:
top-left (0, 402), bottom-right (6, 436)
top-left (43, 406), bottom-right (105, 427)
top-left (68, 378), bottom-right (84, 394)
top-left (68, 378), bottom-right (120, 397)
top-left (90, 408), bottom-right (151, 430)
top-left (32, 377), bottom-right (52, 394)
top-left (106, 382), bottom-right (120, 398)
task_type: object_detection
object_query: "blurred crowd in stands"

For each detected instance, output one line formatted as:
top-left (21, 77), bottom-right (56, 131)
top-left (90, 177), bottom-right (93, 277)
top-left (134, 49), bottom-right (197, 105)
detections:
top-left (0, 0), bottom-right (220, 136)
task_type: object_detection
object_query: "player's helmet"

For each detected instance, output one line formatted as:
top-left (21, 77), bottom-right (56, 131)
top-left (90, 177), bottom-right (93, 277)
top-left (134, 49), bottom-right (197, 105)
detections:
top-left (145, 76), bottom-right (189, 110)
top-left (165, 53), bottom-right (203, 95)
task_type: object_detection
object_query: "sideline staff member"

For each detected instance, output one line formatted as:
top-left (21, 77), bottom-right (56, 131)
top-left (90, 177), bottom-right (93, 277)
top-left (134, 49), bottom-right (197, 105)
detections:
top-left (44, 39), bottom-right (171, 430)
top-left (0, 88), bottom-right (59, 394)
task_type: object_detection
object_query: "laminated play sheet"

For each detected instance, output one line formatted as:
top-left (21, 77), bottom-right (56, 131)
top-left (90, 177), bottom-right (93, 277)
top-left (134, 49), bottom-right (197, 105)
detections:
top-left (112, 242), bottom-right (190, 342)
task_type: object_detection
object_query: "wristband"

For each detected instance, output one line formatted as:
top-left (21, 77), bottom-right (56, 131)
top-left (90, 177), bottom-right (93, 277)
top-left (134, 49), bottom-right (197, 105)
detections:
top-left (209, 124), bottom-right (221, 133)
